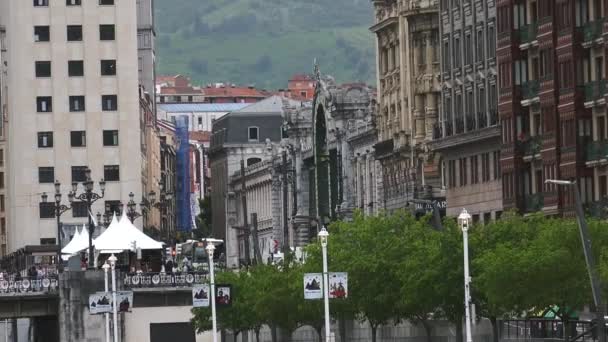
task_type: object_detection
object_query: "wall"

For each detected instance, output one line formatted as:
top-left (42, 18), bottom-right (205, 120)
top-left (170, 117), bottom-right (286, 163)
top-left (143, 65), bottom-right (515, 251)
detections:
top-left (125, 306), bottom-right (212, 342)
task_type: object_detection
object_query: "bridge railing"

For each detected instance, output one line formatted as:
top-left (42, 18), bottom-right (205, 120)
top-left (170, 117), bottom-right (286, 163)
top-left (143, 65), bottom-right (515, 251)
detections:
top-left (0, 275), bottom-right (59, 296)
top-left (122, 272), bottom-right (210, 289)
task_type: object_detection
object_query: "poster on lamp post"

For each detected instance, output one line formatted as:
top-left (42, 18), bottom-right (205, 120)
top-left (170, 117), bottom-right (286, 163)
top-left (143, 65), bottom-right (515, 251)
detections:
top-left (89, 292), bottom-right (112, 314)
top-left (115, 291), bottom-right (134, 312)
top-left (192, 284), bottom-right (210, 308)
top-left (328, 272), bottom-right (348, 299)
top-left (215, 284), bottom-right (232, 306)
top-left (303, 273), bottom-right (323, 300)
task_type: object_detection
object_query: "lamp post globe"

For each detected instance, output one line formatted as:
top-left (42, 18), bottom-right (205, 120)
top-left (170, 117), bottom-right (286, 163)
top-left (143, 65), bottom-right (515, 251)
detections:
top-left (458, 208), bottom-right (471, 232)
top-left (318, 226), bottom-right (329, 246)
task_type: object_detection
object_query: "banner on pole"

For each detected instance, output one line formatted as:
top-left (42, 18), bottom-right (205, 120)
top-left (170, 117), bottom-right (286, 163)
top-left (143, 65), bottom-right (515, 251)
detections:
top-left (303, 273), bottom-right (323, 300)
top-left (328, 272), bottom-right (348, 299)
top-left (215, 284), bottom-right (232, 306)
top-left (192, 284), bottom-right (210, 308)
top-left (89, 292), bottom-right (112, 314)
top-left (116, 291), bottom-right (134, 312)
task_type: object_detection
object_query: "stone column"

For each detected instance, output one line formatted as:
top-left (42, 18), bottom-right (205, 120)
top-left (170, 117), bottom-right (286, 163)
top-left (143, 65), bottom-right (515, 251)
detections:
top-left (426, 93), bottom-right (438, 140)
top-left (426, 32), bottom-right (434, 74)
top-left (414, 95), bottom-right (425, 140)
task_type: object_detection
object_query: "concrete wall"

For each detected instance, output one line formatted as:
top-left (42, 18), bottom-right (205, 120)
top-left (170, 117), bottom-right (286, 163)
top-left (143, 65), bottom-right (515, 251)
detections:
top-left (125, 306), bottom-right (212, 342)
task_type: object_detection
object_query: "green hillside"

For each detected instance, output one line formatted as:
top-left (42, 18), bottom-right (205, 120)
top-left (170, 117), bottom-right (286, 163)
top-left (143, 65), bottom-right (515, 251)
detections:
top-left (154, 0), bottom-right (376, 90)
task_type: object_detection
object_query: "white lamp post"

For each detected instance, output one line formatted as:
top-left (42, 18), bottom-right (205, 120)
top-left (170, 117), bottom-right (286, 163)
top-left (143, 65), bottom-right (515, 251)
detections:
top-left (102, 262), bottom-right (111, 342)
top-left (458, 209), bottom-right (473, 342)
top-left (206, 242), bottom-right (218, 342)
top-left (318, 226), bottom-right (330, 342)
top-left (108, 254), bottom-right (118, 342)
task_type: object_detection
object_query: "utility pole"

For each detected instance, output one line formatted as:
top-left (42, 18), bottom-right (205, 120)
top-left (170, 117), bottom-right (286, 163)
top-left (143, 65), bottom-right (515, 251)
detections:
top-left (251, 213), bottom-right (262, 264)
top-left (282, 150), bottom-right (290, 254)
top-left (240, 160), bottom-right (251, 266)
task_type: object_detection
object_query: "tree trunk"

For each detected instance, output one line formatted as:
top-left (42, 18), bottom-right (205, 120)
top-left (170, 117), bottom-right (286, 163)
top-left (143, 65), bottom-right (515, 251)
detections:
top-left (490, 316), bottom-right (499, 342)
top-left (339, 316), bottom-right (347, 342)
top-left (371, 323), bottom-right (378, 342)
top-left (455, 319), bottom-right (464, 342)
top-left (421, 320), bottom-right (432, 342)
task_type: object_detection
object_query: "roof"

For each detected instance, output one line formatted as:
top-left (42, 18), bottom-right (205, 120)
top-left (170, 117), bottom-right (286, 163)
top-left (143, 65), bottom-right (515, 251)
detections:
top-left (159, 86), bottom-right (202, 95)
top-left (203, 86), bottom-right (266, 98)
top-left (158, 103), bottom-right (249, 113)
top-left (235, 95), bottom-right (302, 114)
top-left (290, 74), bottom-right (313, 82)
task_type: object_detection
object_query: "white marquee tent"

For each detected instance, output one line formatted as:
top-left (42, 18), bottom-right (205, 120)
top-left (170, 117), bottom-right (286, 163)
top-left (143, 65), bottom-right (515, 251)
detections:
top-left (93, 208), bottom-right (163, 252)
top-left (61, 224), bottom-right (90, 258)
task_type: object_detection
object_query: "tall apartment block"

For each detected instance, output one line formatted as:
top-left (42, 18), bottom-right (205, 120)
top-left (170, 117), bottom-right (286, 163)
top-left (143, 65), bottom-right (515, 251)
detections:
top-left (370, 0), bottom-right (444, 211)
top-left (497, 0), bottom-right (607, 216)
top-left (137, 0), bottom-right (155, 103)
top-left (431, 0), bottom-right (503, 222)
top-left (0, 0), bottom-right (146, 253)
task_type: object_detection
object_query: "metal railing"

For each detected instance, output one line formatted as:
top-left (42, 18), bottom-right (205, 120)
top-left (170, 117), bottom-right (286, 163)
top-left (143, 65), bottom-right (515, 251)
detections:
top-left (123, 272), bottom-right (210, 289)
top-left (583, 18), bottom-right (605, 43)
top-left (522, 80), bottom-right (540, 100)
top-left (524, 193), bottom-right (544, 213)
top-left (519, 22), bottom-right (538, 44)
top-left (519, 135), bottom-right (542, 156)
top-left (0, 275), bottom-right (59, 296)
top-left (584, 80), bottom-right (607, 102)
top-left (586, 140), bottom-right (608, 162)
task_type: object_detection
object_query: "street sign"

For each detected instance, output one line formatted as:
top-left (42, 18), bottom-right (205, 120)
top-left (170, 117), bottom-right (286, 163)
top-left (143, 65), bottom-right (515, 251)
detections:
top-left (192, 284), bottom-right (210, 308)
top-left (89, 292), bottom-right (112, 314)
top-left (303, 273), bottom-right (323, 300)
top-left (328, 272), bottom-right (348, 299)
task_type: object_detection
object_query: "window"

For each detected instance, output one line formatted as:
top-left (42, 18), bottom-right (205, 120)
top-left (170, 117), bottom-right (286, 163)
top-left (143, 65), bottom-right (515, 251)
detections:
top-left (101, 95), bottom-right (118, 111)
top-left (37, 96), bottom-right (52, 112)
top-left (38, 132), bottom-right (53, 148)
top-left (0, 150), bottom-right (3, 167)
top-left (464, 32), bottom-right (472, 65)
top-left (38, 167), bottom-right (55, 183)
top-left (0, 172), bottom-right (4, 189)
top-left (67, 0), bottom-right (81, 5)
top-left (103, 130), bottom-right (119, 146)
top-left (68, 60), bottom-right (84, 77)
top-left (34, 26), bottom-right (50, 42)
top-left (0, 195), bottom-right (5, 212)
top-left (33, 0), bottom-right (48, 6)
top-left (35, 61), bottom-right (51, 77)
top-left (71, 166), bottom-right (88, 182)
top-left (248, 127), bottom-right (259, 141)
top-left (105, 200), bottom-right (122, 216)
top-left (99, 0), bottom-right (114, 4)
top-left (39, 203), bottom-right (55, 219)
top-left (493, 151), bottom-right (501, 180)
top-left (471, 155), bottom-right (479, 184)
top-left (69, 96), bottom-right (85, 112)
top-left (459, 158), bottom-right (467, 186)
top-left (481, 153), bottom-right (490, 182)
top-left (488, 24), bottom-right (496, 58)
top-left (448, 160), bottom-right (457, 188)
top-left (101, 60), bottom-right (116, 76)
top-left (67, 25), bottom-right (83, 41)
top-left (99, 25), bottom-right (115, 41)
top-left (40, 238), bottom-right (56, 245)
top-left (453, 36), bottom-right (461, 68)
top-left (476, 30), bottom-right (484, 62)
top-left (71, 202), bottom-right (88, 218)
top-left (104, 165), bottom-right (120, 181)
top-left (70, 131), bottom-right (86, 147)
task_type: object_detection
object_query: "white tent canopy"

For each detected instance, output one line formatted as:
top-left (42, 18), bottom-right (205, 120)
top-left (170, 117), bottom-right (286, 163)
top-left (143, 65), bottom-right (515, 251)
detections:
top-left (93, 208), bottom-right (163, 252)
top-left (61, 224), bottom-right (90, 260)
top-left (61, 225), bottom-right (81, 255)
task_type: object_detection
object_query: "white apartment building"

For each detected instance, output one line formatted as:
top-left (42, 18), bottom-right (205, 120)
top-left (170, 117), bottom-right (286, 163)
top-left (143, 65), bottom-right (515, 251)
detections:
top-left (0, 0), bottom-right (145, 253)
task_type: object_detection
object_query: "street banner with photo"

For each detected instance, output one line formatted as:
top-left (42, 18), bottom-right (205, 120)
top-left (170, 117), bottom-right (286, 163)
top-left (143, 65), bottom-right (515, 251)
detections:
top-left (192, 284), bottom-right (210, 308)
top-left (303, 273), bottom-right (323, 300)
top-left (115, 291), bottom-right (134, 312)
top-left (328, 272), bottom-right (348, 299)
top-left (89, 292), bottom-right (112, 314)
top-left (215, 284), bottom-right (232, 306)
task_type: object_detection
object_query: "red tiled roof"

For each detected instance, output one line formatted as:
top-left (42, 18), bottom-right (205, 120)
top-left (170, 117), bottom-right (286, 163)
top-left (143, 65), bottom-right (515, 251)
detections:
top-left (159, 86), bottom-right (203, 95)
top-left (203, 87), bottom-right (266, 98)
top-left (290, 74), bottom-right (313, 82)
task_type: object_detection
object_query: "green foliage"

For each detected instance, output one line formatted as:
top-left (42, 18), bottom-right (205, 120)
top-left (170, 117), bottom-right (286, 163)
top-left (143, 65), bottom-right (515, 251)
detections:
top-left (154, 0), bottom-right (375, 89)
top-left (194, 197), bottom-right (212, 239)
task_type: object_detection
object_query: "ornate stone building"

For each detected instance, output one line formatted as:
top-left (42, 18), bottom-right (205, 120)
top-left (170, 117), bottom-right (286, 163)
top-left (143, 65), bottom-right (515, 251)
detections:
top-left (370, 0), bottom-right (444, 211)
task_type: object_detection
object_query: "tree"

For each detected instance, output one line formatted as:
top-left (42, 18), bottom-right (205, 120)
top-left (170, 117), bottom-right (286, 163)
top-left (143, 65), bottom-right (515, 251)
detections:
top-left (194, 197), bottom-right (212, 239)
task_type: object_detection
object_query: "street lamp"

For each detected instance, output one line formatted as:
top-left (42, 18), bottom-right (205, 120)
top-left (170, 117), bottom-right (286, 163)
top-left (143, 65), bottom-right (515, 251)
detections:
top-left (41, 180), bottom-right (75, 269)
top-left (72, 168), bottom-right (105, 268)
top-left (108, 254), bottom-right (118, 342)
top-left (102, 262), bottom-right (110, 342)
top-left (141, 184), bottom-right (174, 242)
top-left (206, 241), bottom-right (218, 342)
top-left (126, 192), bottom-right (142, 223)
top-left (545, 179), bottom-right (606, 342)
top-left (318, 226), bottom-right (330, 342)
top-left (458, 209), bottom-right (473, 342)
top-left (96, 211), bottom-right (112, 228)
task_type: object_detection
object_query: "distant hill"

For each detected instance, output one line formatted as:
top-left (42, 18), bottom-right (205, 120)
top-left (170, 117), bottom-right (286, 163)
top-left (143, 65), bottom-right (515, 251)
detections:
top-left (154, 0), bottom-right (376, 90)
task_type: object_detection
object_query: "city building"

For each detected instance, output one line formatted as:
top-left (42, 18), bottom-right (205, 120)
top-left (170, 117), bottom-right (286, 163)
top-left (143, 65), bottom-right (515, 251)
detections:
top-left (0, 0), bottom-right (148, 252)
top-left (431, 0), bottom-right (502, 222)
top-left (0, 27), bottom-right (6, 257)
top-left (209, 96), bottom-right (300, 267)
top-left (158, 119), bottom-right (178, 241)
top-left (157, 103), bottom-right (249, 132)
top-left (370, 0), bottom-right (444, 212)
top-left (286, 74), bottom-right (315, 100)
top-left (137, 0), bottom-right (156, 109)
top-left (496, 0), bottom-right (606, 216)
top-left (156, 74), bottom-right (205, 104)
top-left (202, 83), bottom-right (267, 104)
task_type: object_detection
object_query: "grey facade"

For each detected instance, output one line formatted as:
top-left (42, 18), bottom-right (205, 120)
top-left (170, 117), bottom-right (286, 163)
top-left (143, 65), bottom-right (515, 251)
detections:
top-left (137, 0), bottom-right (156, 104)
top-left (431, 0), bottom-right (503, 221)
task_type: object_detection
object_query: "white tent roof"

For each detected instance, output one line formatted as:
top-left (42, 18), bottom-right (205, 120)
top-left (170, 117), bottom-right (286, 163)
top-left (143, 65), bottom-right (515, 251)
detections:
top-left (61, 224), bottom-right (90, 258)
top-left (93, 208), bottom-right (163, 252)
top-left (61, 225), bottom-right (82, 255)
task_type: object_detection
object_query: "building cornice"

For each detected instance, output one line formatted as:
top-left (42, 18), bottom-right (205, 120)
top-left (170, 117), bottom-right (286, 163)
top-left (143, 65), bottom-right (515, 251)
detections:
top-left (370, 17), bottom-right (398, 33)
top-left (429, 126), bottom-right (501, 151)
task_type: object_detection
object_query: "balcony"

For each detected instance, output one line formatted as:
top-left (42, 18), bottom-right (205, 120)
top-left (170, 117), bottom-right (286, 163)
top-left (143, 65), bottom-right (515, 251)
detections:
top-left (518, 135), bottom-right (542, 158)
top-left (583, 80), bottom-right (607, 106)
top-left (582, 18), bottom-right (604, 46)
top-left (524, 193), bottom-right (544, 213)
top-left (521, 80), bottom-right (540, 105)
top-left (585, 140), bottom-right (608, 164)
top-left (518, 22), bottom-right (538, 48)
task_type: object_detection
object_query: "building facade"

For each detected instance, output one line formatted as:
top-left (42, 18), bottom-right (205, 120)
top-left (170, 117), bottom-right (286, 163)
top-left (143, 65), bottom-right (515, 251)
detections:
top-left (137, 0), bottom-right (156, 106)
top-left (431, 0), bottom-right (503, 221)
top-left (0, 26), bottom-right (6, 257)
top-left (0, 0), bottom-right (145, 252)
top-left (370, 0), bottom-right (444, 212)
top-left (496, 0), bottom-right (607, 216)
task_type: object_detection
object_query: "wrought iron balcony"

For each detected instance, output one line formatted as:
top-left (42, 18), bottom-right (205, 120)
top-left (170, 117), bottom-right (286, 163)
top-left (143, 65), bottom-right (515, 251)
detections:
top-left (521, 80), bottom-right (540, 100)
top-left (585, 140), bottom-right (608, 162)
top-left (455, 116), bottom-right (464, 134)
top-left (518, 22), bottom-right (538, 44)
top-left (517, 135), bottom-right (542, 157)
top-left (524, 193), bottom-right (544, 213)
top-left (466, 114), bottom-right (476, 132)
top-left (582, 18), bottom-right (605, 44)
top-left (477, 112), bottom-right (488, 129)
top-left (584, 79), bottom-right (607, 102)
